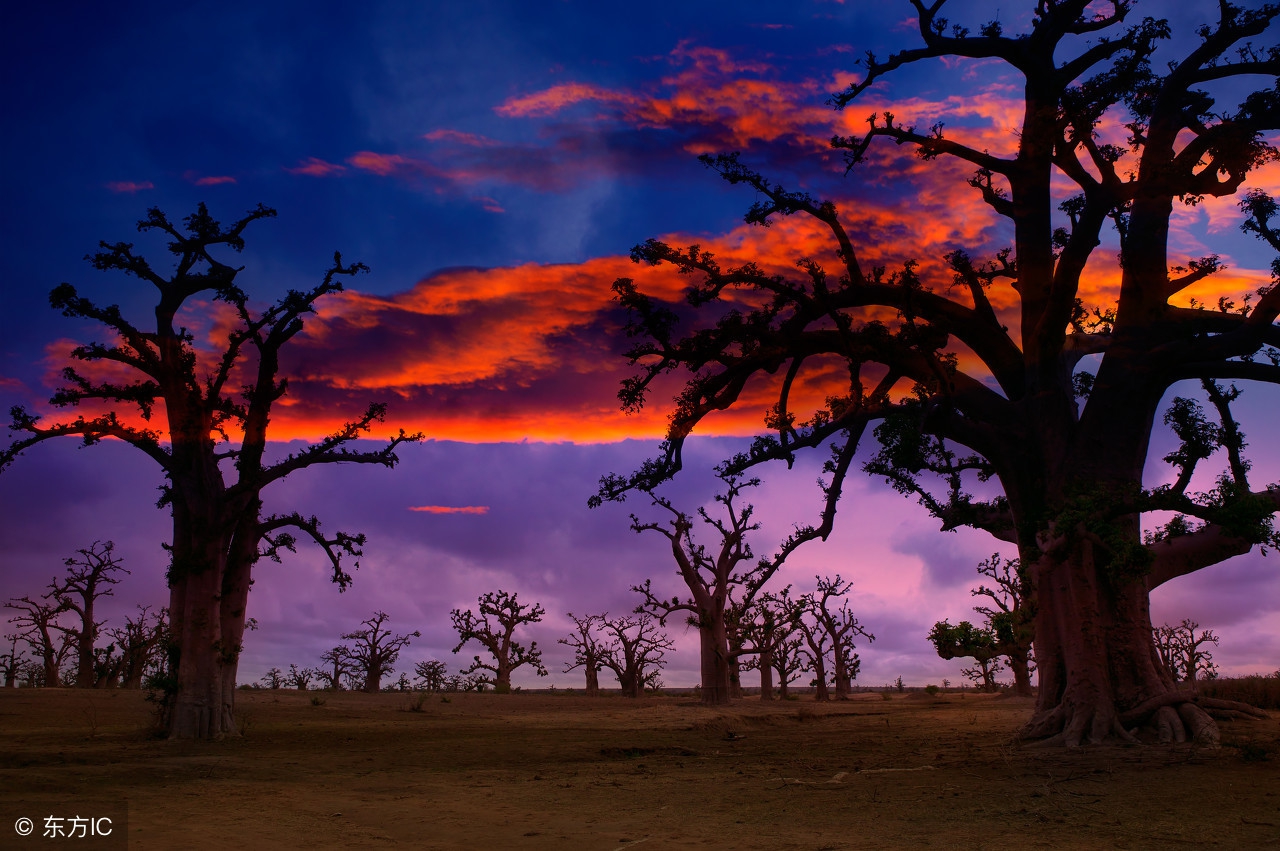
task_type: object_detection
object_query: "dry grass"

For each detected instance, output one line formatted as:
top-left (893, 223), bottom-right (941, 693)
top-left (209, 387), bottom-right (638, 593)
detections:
top-left (2, 688), bottom-right (1278, 849)
top-left (1200, 674), bottom-right (1280, 710)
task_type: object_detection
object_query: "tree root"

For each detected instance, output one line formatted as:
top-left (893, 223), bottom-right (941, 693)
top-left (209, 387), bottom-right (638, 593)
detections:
top-left (1022, 688), bottom-right (1269, 748)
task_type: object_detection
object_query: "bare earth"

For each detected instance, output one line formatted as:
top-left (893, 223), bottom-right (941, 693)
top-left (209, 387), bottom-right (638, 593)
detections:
top-left (2, 688), bottom-right (1278, 849)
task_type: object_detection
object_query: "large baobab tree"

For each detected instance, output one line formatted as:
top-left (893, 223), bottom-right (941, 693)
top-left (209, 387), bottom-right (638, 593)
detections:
top-left (49, 540), bottom-right (128, 688)
top-left (600, 1), bottom-right (1279, 745)
top-left (1, 204), bottom-right (420, 737)
top-left (4, 594), bottom-right (70, 687)
top-left (624, 476), bottom-right (816, 705)
top-left (451, 590), bottom-right (548, 692)
top-left (342, 611), bottom-right (420, 693)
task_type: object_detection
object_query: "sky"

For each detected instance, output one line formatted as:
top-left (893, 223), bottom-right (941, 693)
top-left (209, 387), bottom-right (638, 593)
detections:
top-left (1, 0), bottom-right (1277, 689)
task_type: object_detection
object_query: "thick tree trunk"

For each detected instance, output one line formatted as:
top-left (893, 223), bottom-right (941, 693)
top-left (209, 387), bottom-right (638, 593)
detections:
top-left (698, 623), bottom-right (732, 705)
top-left (1008, 648), bottom-right (1033, 697)
top-left (495, 661), bottom-right (512, 694)
top-left (584, 664), bottom-right (599, 695)
top-left (1021, 539), bottom-right (1217, 746)
top-left (758, 647), bottom-right (774, 701)
top-left (168, 563), bottom-right (234, 740)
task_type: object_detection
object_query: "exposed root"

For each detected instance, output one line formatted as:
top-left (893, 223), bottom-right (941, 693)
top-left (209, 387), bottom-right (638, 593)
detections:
top-left (1177, 702), bottom-right (1220, 746)
top-left (1197, 697), bottom-right (1269, 720)
top-left (1154, 706), bottom-right (1185, 744)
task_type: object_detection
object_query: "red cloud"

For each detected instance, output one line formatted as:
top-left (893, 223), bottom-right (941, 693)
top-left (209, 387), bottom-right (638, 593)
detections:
top-left (409, 505), bottom-right (490, 514)
top-left (285, 157), bottom-right (348, 177)
top-left (194, 175), bottom-right (237, 186)
top-left (105, 181), bottom-right (154, 194)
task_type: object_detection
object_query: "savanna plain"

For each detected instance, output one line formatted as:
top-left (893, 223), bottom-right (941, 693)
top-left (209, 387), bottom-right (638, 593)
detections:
top-left (2, 688), bottom-right (1277, 850)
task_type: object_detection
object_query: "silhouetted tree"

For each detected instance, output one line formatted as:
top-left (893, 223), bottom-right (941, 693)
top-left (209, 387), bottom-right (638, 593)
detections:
top-left (451, 590), bottom-right (547, 693)
top-left (47, 541), bottom-right (128, 688)
top-left (807, 576), bottom-right (874, 698)
top-left (795, 611), bottom-right (832, 701)
top-left (0, 634), bottom-right (25, 688)
top-left (343, 611), bottom-right (419, 694)
top-left (413, 659), bottom-right (448, 691)
top-left (930, 554), bottom-right (1035, 694)
top-left (1154, 619), bottom-right (1220, 684)
top-left (4, 595), bottom-right (71, 686)
top-left (105, 605), bottom-right (167, 689)
top-left (0, 204), bottom-right (420, 737)
top-left (768, 634), bottom-right (807, 700)
top-left (732, 588), bottom-right (802, 700)
top-left (260, 667), bottom-right (284, 689)
top-left (599, 2), bottom-right (1280, 745)
top-left (317, 645), bottom-right (357, 691)
top-left (599, 614), bottom-right (674, 697)
top-left (286, 664), bottom-right (315, 690)
top-left (929, 620), bottom-right (1004, 691)
top-left (559, 612), bottom-right (607, 694)
top-left (626, 476), bottom-right (811, 705)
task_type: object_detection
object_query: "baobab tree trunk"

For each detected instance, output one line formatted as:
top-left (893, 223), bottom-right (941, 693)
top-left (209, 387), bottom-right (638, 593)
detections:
top-left (1022, 538), bottom-right (1216, 746)
top-left (698, 624), bottom-right (732, 705)
top-left (584, 665), bottom-right (599, 695)
top-left (167, 563), bottom-right (235, 740)
top-left (1008, 647), bottom-right (1033, 697)
top-left (758, 647), bottom-right (775, 701)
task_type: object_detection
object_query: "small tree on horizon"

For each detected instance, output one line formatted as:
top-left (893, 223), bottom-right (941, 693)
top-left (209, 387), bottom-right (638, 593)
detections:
top-left (4, 595), bottom-right (72, 687)
top-left (559, 612), bottom-right (607, 695)
top-left (413, 659), bottom-right (448, 691)
top-left (930, 554), bottom-right (1035, 694)
top-left (343, 611), bottom-right (419, 694)
top-left (1154, 619), bottom-right (1220, 685)
top-left (1, 634), bottom-right (26, 688)
top-left (48, 540), bottom-right (129, 688)
top-left (317, 645), bottom-right (357, 691)
top-left (451, 590), bottom-right (548, 693)
top-left (599, 614), bottom-right (674, 697)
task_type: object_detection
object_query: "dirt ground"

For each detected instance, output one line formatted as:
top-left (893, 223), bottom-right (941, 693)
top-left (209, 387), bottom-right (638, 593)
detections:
top-left (1, 688), bottom-right (1278, 849)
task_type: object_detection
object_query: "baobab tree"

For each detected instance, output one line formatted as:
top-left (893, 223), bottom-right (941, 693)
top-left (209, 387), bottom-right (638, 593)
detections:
top-left (48, 540), bottom-right (128, 688)
top-left (317, 645), bottom-right (357, 691)
top-left (930, 554), bottom-right (1035, 694)
top-left (805, 576), bottom-right (874, 699)
top-left (4, 595), bottom-right (71, 687)
top-left (599, 1), bottom-right (1279, 745)
top-left (1, 634), bottom-right (25, 688)
top-left (413, 659), bottom-right (449, 691)
top-left (104, 605), bottom-right (167, 689)
top-left (732, 588), bottom-right (802, 700)
top-left (342, 611), bottom-right (419, 693)
top-left (1153, 619), bottom-right (1220, 684)
top-left (625, 476), bottom-right (813, 705)
top-left (286, 664), bottom-right (315, 690)
top-left (599, 614), bottom-right (674, 697)
top-left (559, 612), bottom-right (608, 694)
top-left (450, 590), bottom-right (548, 693)
top-left (0, 204), bottom-right (420, 738)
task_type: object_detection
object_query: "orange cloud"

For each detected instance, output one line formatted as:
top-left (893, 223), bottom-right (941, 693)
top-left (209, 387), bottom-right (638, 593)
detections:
top-left (285, 157), bottom-right (348, 177)
top-left (105, 181), bottom-right (154, 193)
top-left (409, 505), bottom-right (490, 514)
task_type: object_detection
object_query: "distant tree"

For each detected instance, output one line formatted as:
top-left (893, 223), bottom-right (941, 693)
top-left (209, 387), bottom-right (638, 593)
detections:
top-left (626, 476), bottom-right (813, 706)
top-left (343, 611), bottom-right (419, 694)
top-left (46, 541), bottom-right (128, 688)
top-left (1153, 619), bottom-right (1220, 685)
top-left (732, 588), bottom-right (802, 700)
top-left (413, 659), bottom-right (448, 692)
top-left (260, 667), bottom-right (284, 689)
top-left (599, 614), bottom-right (674, 697)
top-left (317, 645), bottom-right (357, 691)
top-left (559, 612), bottom-right (607, 695)
top-left (1, 634), bottom-right (25, 688)
top-left (795, 612), bottom-right (832, 701)
top-left (286, 664), bottom-right (315, 690)
top-left (768, 634), bottom-right (807, 700)
top-left (930, 554), bottom-right (1035, 694)
top-left (806, 576), bottom-right (874, 699)
top-left (929, 620), bottom-right (1003, 692)
top-left (4, 595), bottom-right (72, 687)
top-left (451, 590), bottom-right (548, 693)
top-left (106, 605), bottom-right (168, 690)
top-left (0, 203), bottom-right (420, 738)
top-left (597, 3), bottom-right (1280, 746)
